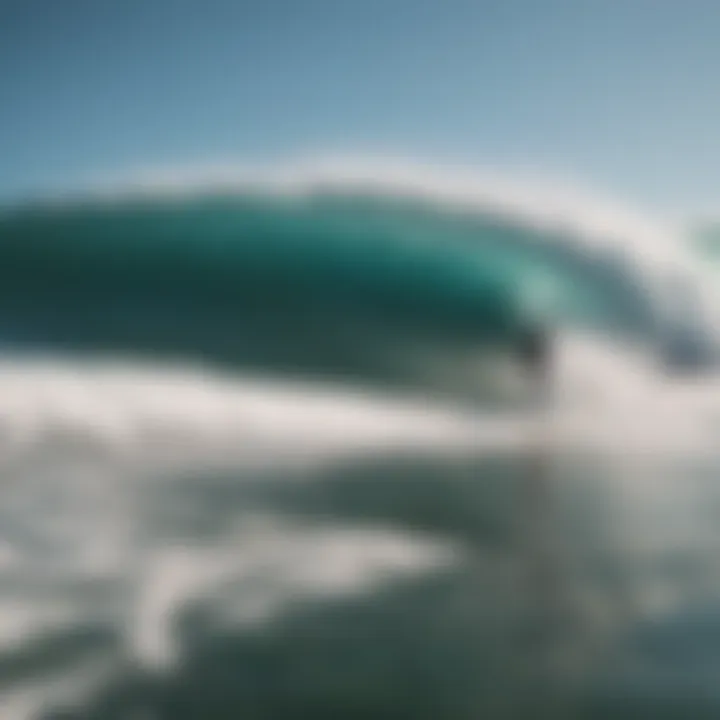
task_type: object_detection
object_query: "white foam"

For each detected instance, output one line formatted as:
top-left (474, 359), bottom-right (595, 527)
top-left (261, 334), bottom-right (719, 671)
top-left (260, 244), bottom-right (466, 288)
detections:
top-left (130, 519), bottom-right (462, 669)
top-left (0, 337), bottom-right (715, 478)
top-left (0, 356), bottom-right (534, 476)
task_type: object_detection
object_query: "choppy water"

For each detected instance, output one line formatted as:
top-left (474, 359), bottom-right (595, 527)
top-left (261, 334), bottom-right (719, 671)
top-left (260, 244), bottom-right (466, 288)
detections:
top-left (1, 159), bottom-right (720, 718)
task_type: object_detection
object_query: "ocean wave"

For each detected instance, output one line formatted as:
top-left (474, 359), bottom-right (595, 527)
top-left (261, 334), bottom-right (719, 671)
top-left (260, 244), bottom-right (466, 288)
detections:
top-left (0, 156), bottom-right (717, 471)
top-left (2, 158), bottom-right (720, 716)
top-left (3, 156), bottom-right (715, 388)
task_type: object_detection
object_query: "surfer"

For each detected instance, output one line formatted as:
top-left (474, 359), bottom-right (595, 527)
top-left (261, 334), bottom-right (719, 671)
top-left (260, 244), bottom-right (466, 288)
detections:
top-left (519, 322), bottom-right (550, 377)
top-left (516, 320), bottom-right (553, 411)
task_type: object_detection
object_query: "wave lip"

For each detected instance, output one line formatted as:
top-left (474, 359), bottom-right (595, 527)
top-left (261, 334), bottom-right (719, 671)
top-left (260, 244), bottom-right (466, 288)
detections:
top-left (74, 154), bottom-right (682, 266)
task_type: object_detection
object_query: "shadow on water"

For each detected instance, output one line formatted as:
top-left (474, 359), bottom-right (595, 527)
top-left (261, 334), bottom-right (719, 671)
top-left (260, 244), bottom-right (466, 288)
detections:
top-left (163, 569), bottom-right (525, 720)
top-left (0, 625), bottom-right (116, 693)
top-left (159, 451), bottom-right (527, 548)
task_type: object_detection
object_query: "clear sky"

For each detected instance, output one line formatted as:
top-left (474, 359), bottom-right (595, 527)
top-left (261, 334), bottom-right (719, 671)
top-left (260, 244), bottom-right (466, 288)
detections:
top-left (2, 0), bottom-right (720, 213)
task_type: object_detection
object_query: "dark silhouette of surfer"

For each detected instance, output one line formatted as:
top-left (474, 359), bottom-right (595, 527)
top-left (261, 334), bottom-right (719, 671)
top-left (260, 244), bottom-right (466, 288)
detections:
top-left (517, 321), bottom-right (552, 393)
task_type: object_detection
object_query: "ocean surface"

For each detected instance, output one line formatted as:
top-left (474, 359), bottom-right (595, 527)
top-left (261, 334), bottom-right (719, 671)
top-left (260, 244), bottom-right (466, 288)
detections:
top-left (0, 159), bottom-right (720, 718)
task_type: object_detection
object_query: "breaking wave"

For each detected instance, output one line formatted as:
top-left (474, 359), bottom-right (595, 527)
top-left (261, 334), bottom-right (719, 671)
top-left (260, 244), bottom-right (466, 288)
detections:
top-left (1, 157), bottom-right (720, 718)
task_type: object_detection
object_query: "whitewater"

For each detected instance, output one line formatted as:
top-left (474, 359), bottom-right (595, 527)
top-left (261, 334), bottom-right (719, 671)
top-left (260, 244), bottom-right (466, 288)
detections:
top-left (2, 157), bottom-right (720, 718)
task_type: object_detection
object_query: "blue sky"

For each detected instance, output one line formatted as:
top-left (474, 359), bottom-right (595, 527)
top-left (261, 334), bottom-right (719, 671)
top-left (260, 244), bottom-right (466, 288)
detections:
top-left (2, 0), bottom-right (720, 213)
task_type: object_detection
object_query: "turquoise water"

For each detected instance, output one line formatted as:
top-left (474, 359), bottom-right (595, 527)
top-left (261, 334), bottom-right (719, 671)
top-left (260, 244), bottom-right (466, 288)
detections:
top-left (0, 191), bottom-right (658, 385)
